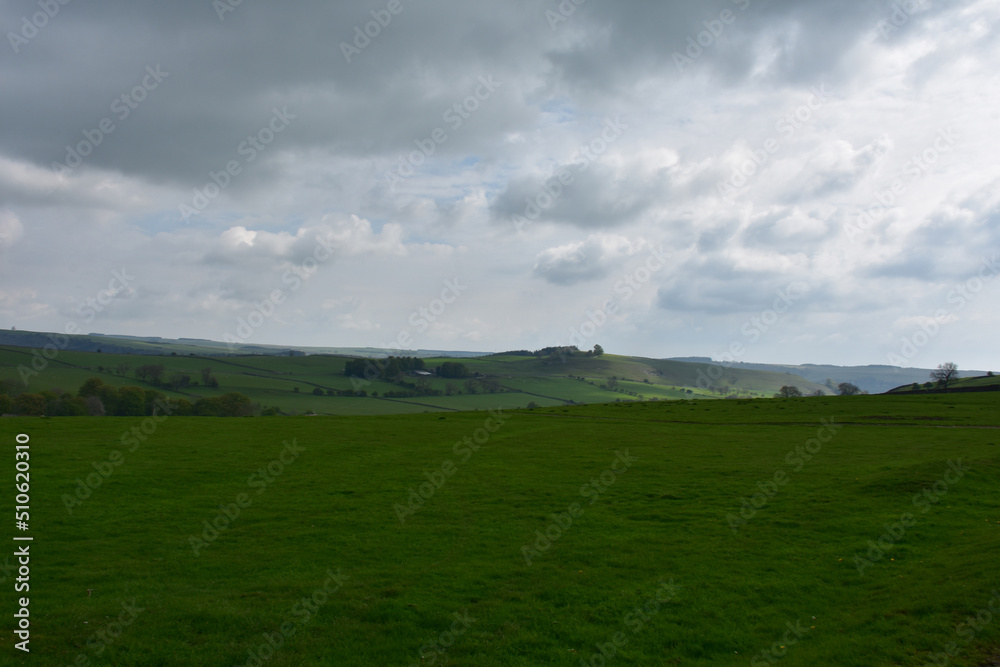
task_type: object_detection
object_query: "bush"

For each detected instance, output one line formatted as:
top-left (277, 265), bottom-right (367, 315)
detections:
top-left (192, 392), bottom-right (255, 417)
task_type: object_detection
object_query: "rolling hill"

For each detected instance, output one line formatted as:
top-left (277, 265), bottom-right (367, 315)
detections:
top-left (0, 331), bottom-right (833, 415)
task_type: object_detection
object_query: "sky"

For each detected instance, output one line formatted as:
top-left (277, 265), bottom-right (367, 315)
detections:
top-left (1, 0), bottom-right (998, 369)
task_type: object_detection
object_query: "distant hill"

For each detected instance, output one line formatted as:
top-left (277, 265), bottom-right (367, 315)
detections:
top-left (0, 329), bottom-right (488, 359)
top-left (887, 373), bottom-right (1000, 394)
top-left (9, 327), bottom-right (991, 415)
top-left (0, 331), bottom-right (833, 416)
top-left (669, 359), bottom-right (993, 394)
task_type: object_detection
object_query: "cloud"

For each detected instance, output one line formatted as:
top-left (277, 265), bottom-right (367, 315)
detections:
top-left (0, 211), bottom-right (24, 249)
top-left (533, 234), bottom-right (643, 285)
top-left (0, 0), bottom-right (999, 368)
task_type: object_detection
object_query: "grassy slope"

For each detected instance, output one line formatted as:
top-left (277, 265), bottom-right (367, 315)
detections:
top-left (1, 348), bottom-right (832, 416)
top-left (1, 393), bottom-right (998, 665)
top-left (707, 362), bottom-right (993, 395)
top-left (889, 374), bottom-right (1000, 393)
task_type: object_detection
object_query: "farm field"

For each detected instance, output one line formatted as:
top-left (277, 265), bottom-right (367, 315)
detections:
top-left (0, 345), bottom-right (833, 418)
top-left (1, 393), bottom-right (998, 665)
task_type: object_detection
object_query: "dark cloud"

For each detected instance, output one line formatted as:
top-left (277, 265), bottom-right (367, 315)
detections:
top-left (0, 0), bottom-right (997, 366)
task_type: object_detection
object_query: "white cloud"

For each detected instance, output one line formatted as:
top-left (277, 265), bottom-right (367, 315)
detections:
top-left (0, 0), bottom-right (998, 367)
top-left (533, 234), bottom-right (642, 285)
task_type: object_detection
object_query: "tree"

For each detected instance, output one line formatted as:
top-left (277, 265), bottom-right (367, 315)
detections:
top-left (312, 387), bottom-right (324, 396)
top-left (13, 393), bottom-right (46, 416)
top-left (837, 382), bottom-right (861, 396)
top-left (48, 394), bottom-right (87, 416)
top-left (193, 392), bottom-right (255, 417)
top-left (97, 385), bottom-right (121, 415)
top-left (930, 362), bottom-right (959, 390)
top-left (83, 395), bottom-right (106, 416)
top-left (593, 344), bottom-right (604, 356)
top-left (78, 377), bottom-right (105, 398)
top-left (201, 367), bottom-right (218, 387)
top-left (775, 386), bottom-right (802, 398)
top-left (437, 361), bottom-right (470, 379)
top-left (144, 390), bottom-right (167, 416)
top-left (169, 373), bottom-right (191, 390)
top-left (136, 364), bottom-right (165, 386)
top-left (480, 378), bottom-right (501, 393)
top-left (166, 398), bottom-right (193, 416)
top-left (116, 386), bottom-right (147, 417)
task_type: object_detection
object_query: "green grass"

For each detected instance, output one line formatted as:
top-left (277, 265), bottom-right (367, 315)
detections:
top-left (889, 374), bottom-right (1000, 393)
top-left (1, 393), bottom-right (998, 665)
top-left (1, 347), bottom-right (834, 417)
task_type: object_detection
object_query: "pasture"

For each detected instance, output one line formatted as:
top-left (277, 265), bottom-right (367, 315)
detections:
top-left (1, 393), bottom-right (998, 664)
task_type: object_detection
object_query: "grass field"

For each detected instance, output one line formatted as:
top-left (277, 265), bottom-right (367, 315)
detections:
top-left (1, 393), bottom-right (998, 665)
top-left (889, 374), bottom-right (1000, 394)
top-left (0, 346), bottom-right (834, 418)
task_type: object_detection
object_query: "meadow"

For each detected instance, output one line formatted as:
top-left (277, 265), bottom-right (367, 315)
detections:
top-left (1, 393), bottom-right (998, 665)
top-left (0, 345), bottom-right (834, 418)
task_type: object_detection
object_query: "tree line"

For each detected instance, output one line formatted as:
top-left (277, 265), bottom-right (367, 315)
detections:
top-left (343, 356), bottom-right (472, 381)
top-left (0, 377), bottom-right (254, 417)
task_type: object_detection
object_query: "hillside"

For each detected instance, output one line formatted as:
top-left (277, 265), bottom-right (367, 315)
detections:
top-left (673, 359), bottom-right (993, 394)
top-left (0, 342), bottom-right (831, 416)
top-left (0, 329), bottom-right (486, 359)
top-left (887, 373), bottom-right (1000, 394)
